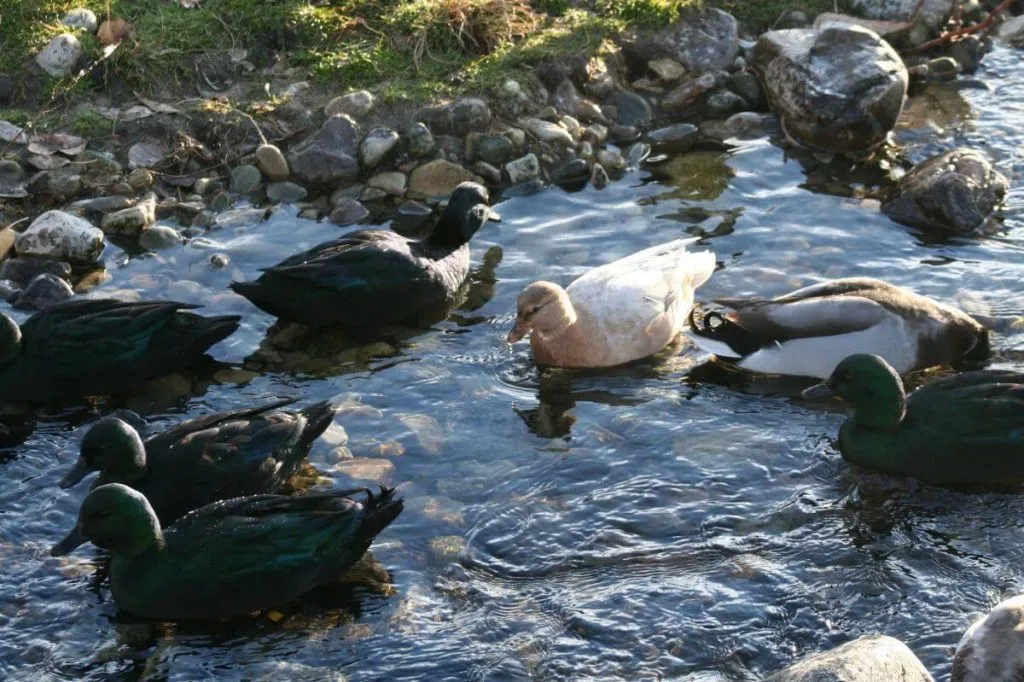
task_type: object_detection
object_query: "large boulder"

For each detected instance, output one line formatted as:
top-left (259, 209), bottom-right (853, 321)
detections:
top-left (882, 148), bottom-right (1008, 235)
top-left (953, 595), bottom-right (1024, 682)
top-left (754, 24), bottom-right (908, 154)
top-left (767, 635), bottom-right (933, 682)
top-left (621, 7), bottom-right (739, 75)
top-left (287, 115), bottom-right (360, 187)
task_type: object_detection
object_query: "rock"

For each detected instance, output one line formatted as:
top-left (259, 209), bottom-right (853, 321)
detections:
top-left (777, 9), bottom-right (811, 29)
top-left (625, 7), bottom-right (738, 75)
top-left (332, 458), bottom-right (394, 484)
top-left (648, 123), bottom-right (699, 153)
top-left (330, 198), bottom-right (370, 226)
top-left (560, 115), bottom-right (582, 142)
top-left (754, 24), bottom-right (908, 154)
top-left (590, 163), bottom-right (610, 189)
top-left (230, 164), bottom-right (262, 194)
top-left (554, 79), bottom-right (581, 113)
top-left (35, 34), bottom-right (82, 78)
top-left (208, 191), bottom-right (232, 212)
top-left (704, 89), bottom-right (748, 118)
top-left (62, 8), bottom-right (98, 33)
top-left (360, 127), bottom-right (400, 168)
top-left (926, 56), bottom-right (959, 82)
top-left (0, 75), bottom-right (13, 105)
top-left (766, 635), bottom-right (932, 682)
top-left (662, 73), bottom-right (718, 113)
top-left (324, 90), bottom-right (375, 119)
top-left (0, 160), bottom-right (26, 198)
top-left (266, 181), bottom-right (308, 203)
top-left (609, 124), bottom-right (640, 142)
top-left (0, 228), bottom-right (15, 261)
top-left (550, 159), bottom-right (590, 188)
top-left (582, 57), bottom-right (617, 98)
top-left (70, 195), bottom-right (133, 212)
top-left (700, 112), bottom-right (781, 141)
top-left (361, 187), bottom-right (388, 202)
top-left (728, 71), bottom-right (766, 109)
top-left (44, 169), bottom-right (83, 197)
top-left (0, 258), bottom-right (71, 286)
top-left (408, 159), bottom-right (478, 198)
top-left (255, 144), bottom-right (289, 181)
top-left (471, 161), bottom-right (502, 185)
top-left (0, 281), bottom-right (22, 302)
top-left (947, 35), bottom-right (983, 74)
top-left (288, 115), bottom-right (360, 187)
top-left (17, 211), bottom-right (104, 262)
top-left (504, 153), bottom-right (540, 185)
top-left (649, 58), bottom-right (687, 82)
top-left (851, 0), bottom-right (956, 31)
top-left (127, 141), bottom-right (166, 169)
top-left (209, 254), bottom-right (231, 269)
top-left (953, 595), bottom-right (1024, 682)
top-left (518, 118), bottom-right (574, 146)
top-left (451, 98), bottom-right (491, 132)
top-left (367, 172), bottom-right (406, 196)
top-left (605, 91), bottom-right (652, 128)
top-left (596, 149), bottom-right (626, 172)
top-left (475, 134), bottom-right (514, 165)
top-left (14, 274), bottom-right (74, 311)
top-left (127, 168), bottom-right (154, 190)
top-left (404, 122), bottom-right (435, 158)
top-left (77, 151), bottom-right (121, 190)
top-left (999, 15), bottom-right (1024, 46)
top-left (584, 124), bottom-right (609, 145)
top-left (101, 194), bottom-right (157, 235)
top-left (882, 148), bottom-right (1008, 235)
top-left (138, 224), bottom-right (182, 250)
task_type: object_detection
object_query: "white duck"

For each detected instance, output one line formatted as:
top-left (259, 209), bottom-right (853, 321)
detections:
top-left (507, 239), bottom-right (716, 368)
top-left (687, 277), bottom-right (989, 379)
top-left (952, 595), bottom-right (1024, 682)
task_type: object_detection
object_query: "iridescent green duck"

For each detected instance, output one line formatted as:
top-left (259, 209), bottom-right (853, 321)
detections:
top-left (803, 354), bottom-right (1024, 486)
top-left (0, 299), bottom-right (240, 402)
top-left (51, 483), bottom-right (403, 621)
top-left (57, 399), bottom-right (335, 537)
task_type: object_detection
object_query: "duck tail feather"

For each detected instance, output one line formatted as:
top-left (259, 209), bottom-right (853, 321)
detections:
top-left (357, 486), bottom-right (403, 544)
top-left (193, 314), bottom-right (241, 349)
top-left (298, 401), bottom-right (337, 448)
top-left (686, 310), bottom-right (761, 358)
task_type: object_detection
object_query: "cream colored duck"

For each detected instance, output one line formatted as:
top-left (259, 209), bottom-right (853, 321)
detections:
top-left (687, 277), bottom-right (989, 379)
top-left (507, 239), bottom-right (716, 368)
top-left (952, 595), bottom-right (1024, 682)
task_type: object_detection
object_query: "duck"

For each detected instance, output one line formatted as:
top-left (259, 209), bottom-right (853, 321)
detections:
top-left (50, 483), bottom-right (403, 621)
top-left (687, 277), bottom-right (989, 379)
top-left (230, 182), bottom-right (493, 330)
top-left (952, 595), bottom-right (1024, 682)
top-left (0, 299), bottom-right (240, 403)
top-left (802, 353), bottom-right (1024, 486)
top-left (57, 399), bottom-right (335, 534)
top-left (507, 239), bottom-right (716, 368)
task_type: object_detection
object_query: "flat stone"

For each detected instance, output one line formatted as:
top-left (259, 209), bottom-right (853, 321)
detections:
top-left (13, 274), bottom-right (74, 311)
top-left (0, 258), bottom-right (71, 286)
top-left (138, 224), bottom-right (182, 250)
top-left (404, 122), bottom-right (435, 158)
top-left (255, 144), bottom-right (289, 181)
top-left (35, 34), bottom-right (82, 78)
top-left (324, 90), bottom-right (375, 119)
top-left (62, 8), bottom-right (99, 32)
top-left (330, 198), bottom-right (370, 226)
top-left (367, 172), bottom-right (406, 196)
top-left (505, 153), bottom-right (540, 185)
top-left (17, 210), bottom-right (104, 262)
top-left (518, 118), bottom-right (574, 146)
top-left (101, 193), bottom-right (156, 235)
top-left (70, 195), bottom-right (133, 212)
top-left (359, 127), bottom-right (400, 168)
top-left (605, 91), bottom-right (653, 128)
top-left (408, 159), bottom-right (478, 198)
top-left (648, 123), bottom-right (699, 153)
top-left (230, 164), bottom-right (262, 194)
top-left (288, 115), bottom-right (360, 187)
top-left (649, 58), bottom-right (687, 82)
top-left (266, 181), bottom-right (308, 203)
top-left (127, 141), bottom-right (166, 169)
top-left (662, 73), bottom-right (718, 113)
top-left (766, 635), bottom-right (932, 682)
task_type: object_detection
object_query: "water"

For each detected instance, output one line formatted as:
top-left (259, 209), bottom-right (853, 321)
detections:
top-left (5, 47), bottom-right (1024, 682)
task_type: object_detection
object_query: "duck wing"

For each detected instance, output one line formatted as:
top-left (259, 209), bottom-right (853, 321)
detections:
top-left (907, 373), bottom-right (1024, 448)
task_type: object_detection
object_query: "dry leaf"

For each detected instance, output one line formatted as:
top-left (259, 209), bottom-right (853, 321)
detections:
top-left (134, 93), bottom-right (181, 115)
top-left (28, 132), bottom-right (87, 156)
top-left (98, 17), bottom-right (134, 45)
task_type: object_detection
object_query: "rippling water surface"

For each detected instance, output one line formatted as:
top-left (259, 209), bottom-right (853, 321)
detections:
top-left (6, 47), bottom-right (1024, 682)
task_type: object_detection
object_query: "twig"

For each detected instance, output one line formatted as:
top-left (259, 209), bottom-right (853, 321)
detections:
top-left (910, 0), bottom-right (1014, 53)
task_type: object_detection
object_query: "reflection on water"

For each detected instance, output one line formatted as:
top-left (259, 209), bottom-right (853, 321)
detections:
top-left (5, 46), bottom-right (1024, 682)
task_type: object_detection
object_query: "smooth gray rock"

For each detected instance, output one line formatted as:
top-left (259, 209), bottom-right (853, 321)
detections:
top-left (17, 210), bottom-right (104, 262)
top-left (230, 164), bottom-right (262, 193)
top-left (0, 159), bottom-right (26, 198)
top-left (324, 90), bottom-right (375, 119)
top-left (953, 595), bottom-right (1024, 682)
top-left (700, 112), bottom-right (780, 141)
top-left (139, 224), bottom-right (183, 250)
top-left (662, 73), bottom-right (718, 113)
top-left (404, 122), bottom-right (435, 158)
top-left (475, 134), bottom-right (514, 165)
top-left (62, 8), bottom-right (98, 33)
top-left (728, 71), bottom-right (766, 109)
top-left (255, 144), bottom-right (289, 181)
top-left (504, 153), bottom-right (540, 185)
top-left (851, 0), bottom-right (956, 30)
top-left (35, 34), bottom-right (82, 78)
top-left (754, 24), bottom-right (908, 153)
top-left (366, 172), bottom-right (406, 196)
top-left (882, 148), bottom-right (1009, 235)
top-left (550, 159), bottom-right (590, 187)
top-left (648, 123), bottom-right (699, 153)
top-left (518, 118), bottom-right (574, 146)
top-left (70, 195), bottom-right (133, 212)
top-left (330, 198), bottom-right (370, 226)
top-left (766, 635), bottom-right (932, 682)
top-left (14, 274), bottom-right (74, 311)
top-left (266, 181), bottom-right (308, 203)
top-left (471, 161), bottom-right (502, 186)
top-left (0, 258), bottom-right (71, 286)
top-left (704, 89), bottom-right (748, 118)
top-left (451, 98), bottom-right (491, 132)
top-left (605, 91), bottom-right (652, 128)
top-left (359, 127), bottom-right (399, 168)
top-left (288, 115), bottom-right (360, 186)
top-left (408, 159), bottom-right (478, 197)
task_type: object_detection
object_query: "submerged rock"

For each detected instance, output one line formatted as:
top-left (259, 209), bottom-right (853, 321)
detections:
top-left (766, 635), bottom-right (933, 681)
top-left (754, 24), bottom-right (908, 154)
top-left (953, 595), bottom-right (1024, 682)
top-left (288, 115), bottom-right (360, 186)
top-left (17, 210), bottom-right (104, 262)
top-left (138, 224), bottom-right (182, 250)
top-left (882, 148), bottom-right (1008, 235)
top-left (648, 123), bottom-right (699, 153)
top-left (266, 181), bottom-right (308, 203)
top-left (14, 274), bottom-right (74, 311)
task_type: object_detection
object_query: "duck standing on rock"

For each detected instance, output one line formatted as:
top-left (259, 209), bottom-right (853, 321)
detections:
top-left (508, 239), bottom-right (716, 368)
top-left (56, 399), bottom-right (336, 537)
top-left (0, 299), bottom-right (240, 403)
top-left (50, 483), bottom-right (403, 621)
top-left (230, 182), bottom-right (493, 331)
top-left (688, 277), bottom-right (989, 379)
top-left (802, 353), bottom-right (1024, 487)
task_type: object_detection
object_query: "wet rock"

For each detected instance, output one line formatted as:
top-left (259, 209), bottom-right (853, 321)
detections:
top-left (0, 160), bottom-right (27, 198)
top-left (947, 35), bottom-right (983, 74)
top-left (505, 153), bottom-right (540, 185)
top-left (330, 198), bottom-right (370, 226)
top-left (766, 635), bottom-right (932, 681)
top-left (255, 144), bottom-right (289, 181)
top-left (851, 0), bottom-right (955, 31)
top-left (590, 163), bottom-right (609, 189)
top-left (208, 191), bottom-right (232, 212)
top-left (324, 90), bottom-right (375, 119)
top-left (0, 281), bottom-right (21, 302)
top-left (360, 127), bottom-right (400, 169)
top-left (404, 122), bottom-right (435, 158)
top-left (754, 24), bottom-right (908, 153)
top-left (625, 7), bottom-right (738, 75)
top-left (471, 161), bottom-right (502, 186)
top-left (230, 164), bottom-right (262, 194)
top-left (266, 181), bottom-right (308, 203)
top-left (14, 274), bottom-right (74, 310)
top-left (428, 535), bottom-right (467, 564)
top-left (926, 56), bottom-right (959, 82)
top-left (127, 141), bottom-right (166, 169)
top-left (882, 148), bottom-right (1008, 235)
top-left (550, 159), bottom-right (590, 188)
top-left (209, 253), bottom-right (231, 269)
top-left (288, 115), bottom-right (360, 187)
top-left (70, 195), bottom-right (133, 212)
top-left (35, 34), bottom-right (82, 78)
top-left (560, 115), bottom-right (582, 143)
top-left (138, 224), bottom-right (182, 250)
top-left (62, 8), bottom-right (98, 32)
top-left (367, 172), bottom-right (406, 196)
top-left (704, 89), bottom-right (748, 118)
top-left (212, 206), bottom-right (267, 229)
top-left (700, 112), bottom-right (780, 141)
top-left (332, 458), bottom-right (394, 484)
top-left (728, 71), bottom-right (766, 109)
top-left (953, 595), bottom-right (1024, 682)
top-left (0, 257), bottom-right (71, 286)
top-left (101, 193), bottom-right (156, 235)
top-left (597, 149), bottom-right (626, 172)
top-left (17, 211), bottom-right (104, 262)
top-left (408, 159), bottom-right (478, 198)
top-left (475, 134), bottom-right (514, 165)
top-left (127, 168), bottom-right (154, 190)
top-left (662, 73), bottom-right (718, 113)
top-left (648, 123), bottom-right (699, 153)
top-left (609, 124), bottom-right (640, 142)
top-left (605, 91), bottom-right (652, 128)
top-left (519, 118), bottom-right (574, 146)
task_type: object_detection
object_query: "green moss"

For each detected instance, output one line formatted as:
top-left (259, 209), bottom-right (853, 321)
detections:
top-left (71, 110), bottom-right (113, 138)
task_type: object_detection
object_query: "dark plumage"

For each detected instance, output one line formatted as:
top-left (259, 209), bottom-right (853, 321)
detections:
top-left (57, 399), bottom-right (336, 536)
top-left (230, 182), bottom-right (492, 329)
top-left (0, 299), bottom-right (240, 402)
top-left (50, 483), bottom-right (403, 621)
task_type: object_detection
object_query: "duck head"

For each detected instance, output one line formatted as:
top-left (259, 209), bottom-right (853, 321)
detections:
top-left (508, 281), bottom-right (578, 343)
top-left (802, 353), bottom-right (908, 429)
top-left (0, 313), bottom-right (22, 365)
top-left (60, 418), bottom-right (146, 489)
top-left (430, 182), bottom-right (491, 247)
top-left (51, 483), bottom-right (164, 557)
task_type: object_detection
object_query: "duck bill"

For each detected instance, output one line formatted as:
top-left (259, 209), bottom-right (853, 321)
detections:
top-left (59, 457), bottom-right (92, 489)
top-left (50, 524), bottom-right (87, 557)
top-left (801, 381), bottom-right (835, 399)
top-left (507, 321), bottom-right (529, 344)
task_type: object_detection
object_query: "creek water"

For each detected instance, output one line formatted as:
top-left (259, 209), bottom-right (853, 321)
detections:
top-left (4, 46), bottom-right (1024, 682)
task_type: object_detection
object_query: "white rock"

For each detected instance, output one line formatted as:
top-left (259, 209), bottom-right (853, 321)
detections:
top-left (766, 635), bottom-right (933, 682)
top-left (518, 118), bottom-right (575, 146)
top-left (17, 210), bottom-right (105, 262)
top-left (101, 193), bottom-right (157, 235)
top-left (504, 153), bottom-right (540, 184)
top-left (359, 128), bottom-right (400, 168)
top-left (62, 8), bottom-right (98, 33)
top-left (324, 90), bottom-right (375, 119)
top-left (35, 34), bottom-right (82, 78)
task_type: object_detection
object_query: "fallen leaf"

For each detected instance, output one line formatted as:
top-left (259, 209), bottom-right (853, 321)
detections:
top-left (0, 121), bottom-right (27, 144)
top-left (28, 132), bottom-right (87, 156)
top-left (27, 154), bottom-right (70, 170)
top-left (134, 93), bottom-right (180, 114)
top-left (98, 17), bottom-right (134, 45)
